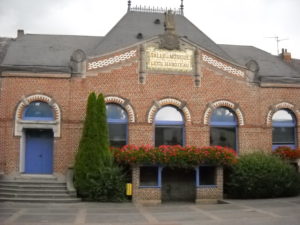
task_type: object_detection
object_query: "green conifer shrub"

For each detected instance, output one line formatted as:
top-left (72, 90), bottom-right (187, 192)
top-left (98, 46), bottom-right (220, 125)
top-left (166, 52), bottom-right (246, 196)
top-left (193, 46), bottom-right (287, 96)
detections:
top-left (74, 92), bottom-right (126, 201)
top-left (96, 93), bottom-right (112, 166)
top-left (74, 92), bottom-right (102, 199)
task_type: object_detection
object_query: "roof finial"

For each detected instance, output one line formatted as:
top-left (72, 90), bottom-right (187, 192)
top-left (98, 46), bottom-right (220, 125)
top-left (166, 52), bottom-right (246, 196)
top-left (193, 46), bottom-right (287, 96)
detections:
top-left (180, 0), bottom-right (184, 15)
top-left (128, 0), bottom-right (131, 12)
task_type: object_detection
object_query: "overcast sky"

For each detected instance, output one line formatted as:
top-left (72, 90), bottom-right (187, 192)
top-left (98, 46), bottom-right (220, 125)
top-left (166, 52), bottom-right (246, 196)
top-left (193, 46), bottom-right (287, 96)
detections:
top-left (0, 0), bottom-right (299, 58)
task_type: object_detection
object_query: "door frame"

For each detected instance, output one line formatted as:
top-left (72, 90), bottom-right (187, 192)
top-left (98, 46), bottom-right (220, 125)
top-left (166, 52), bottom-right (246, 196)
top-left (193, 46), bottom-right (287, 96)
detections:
top-left (20, 129), bottom-right (54, 174)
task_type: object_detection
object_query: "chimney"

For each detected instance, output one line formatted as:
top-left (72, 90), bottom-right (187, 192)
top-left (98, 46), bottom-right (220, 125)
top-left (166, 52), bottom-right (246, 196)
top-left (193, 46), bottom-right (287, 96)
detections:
top-left (17, 29), bottom-right (24, 38)
top-left (280, 48), bottom-right (292, 63)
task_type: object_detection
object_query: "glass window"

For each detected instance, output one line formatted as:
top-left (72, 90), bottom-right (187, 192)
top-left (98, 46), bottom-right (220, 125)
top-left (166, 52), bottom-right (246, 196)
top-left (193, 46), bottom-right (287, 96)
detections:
top-left (155, 106), bottom-right (184, 147)
top-left (272, 109), bottom-right (296, 149)
top-left (23, 101), bottom-right (54, 120)
top-left (210, 107), bottom-right (237, 125)
top-left (155, 126), bottom-right (183, 146)
top-left (140, 166), bottom-right (159, 187)
top-left (106, 104), bottom-right (128, 148)
top-left (155, 106), bottom-right (183, 121)
top-left (210, 107), bottom-right (237, 151)
top-left (210, 127), bottom-right (236, 149)
top-left (198, 166), bottom-right (216, 186)
top-left (272, 110), bottom-right (294, 123)
top-left (107, 104), bottom-right (128, 121)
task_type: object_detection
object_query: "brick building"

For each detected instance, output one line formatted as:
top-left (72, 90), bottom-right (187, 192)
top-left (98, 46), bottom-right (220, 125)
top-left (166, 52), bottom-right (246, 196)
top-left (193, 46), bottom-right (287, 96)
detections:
top-left (0, 3), bottom-right (300, 202)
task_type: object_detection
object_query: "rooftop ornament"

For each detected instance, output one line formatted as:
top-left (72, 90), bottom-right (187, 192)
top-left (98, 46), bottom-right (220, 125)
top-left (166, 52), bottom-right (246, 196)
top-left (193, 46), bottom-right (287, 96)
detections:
top-left (160, 10), bottom-right (180, 50)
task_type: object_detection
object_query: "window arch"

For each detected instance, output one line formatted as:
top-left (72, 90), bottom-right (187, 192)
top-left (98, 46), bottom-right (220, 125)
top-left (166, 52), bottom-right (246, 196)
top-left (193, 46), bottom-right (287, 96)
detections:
top-left (272, 109), bottom-right (296, 149)
top-left (154, 106), bottom-right (184, 147)
top-left (209, 107), bottom-right (238, 151)
top-left (23, 101), bottom-right (54, 121)
top-left (15, 94), bottom-right (61, 137)
top-left (14, 94), bottom-right (61, 174)
top-left (106, 104), bottom-right (128, 148)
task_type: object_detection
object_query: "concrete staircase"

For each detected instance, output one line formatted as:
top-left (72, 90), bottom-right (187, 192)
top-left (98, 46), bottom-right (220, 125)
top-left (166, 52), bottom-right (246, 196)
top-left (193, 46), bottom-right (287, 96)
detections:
top-left (0, 177), bottom-right (81, 203)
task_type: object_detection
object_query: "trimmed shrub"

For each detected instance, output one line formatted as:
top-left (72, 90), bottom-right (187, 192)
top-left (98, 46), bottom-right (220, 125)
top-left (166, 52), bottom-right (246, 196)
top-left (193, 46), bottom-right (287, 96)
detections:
top-left (87, 166), bottom-right (126, 201)
top-left (226, 152), bottom-right (300, 198)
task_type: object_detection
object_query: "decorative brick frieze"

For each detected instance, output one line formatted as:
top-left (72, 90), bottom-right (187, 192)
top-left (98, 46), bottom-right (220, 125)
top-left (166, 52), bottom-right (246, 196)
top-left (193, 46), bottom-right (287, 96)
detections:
top-left (202, 54), bottom-right (245, 78)
top-left (104, 96), bottom-right (135, 123)
top-left (147, 98), bottom-right (191, 124)
top-left (204, 100), bottom-right (244, 126)
top-left (87, 49), bottom-right (137, 71)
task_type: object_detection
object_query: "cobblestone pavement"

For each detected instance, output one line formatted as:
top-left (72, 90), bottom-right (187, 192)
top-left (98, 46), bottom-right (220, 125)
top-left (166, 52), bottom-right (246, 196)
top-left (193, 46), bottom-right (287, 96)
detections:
top-left (0, 196), bottom-right (300, 225)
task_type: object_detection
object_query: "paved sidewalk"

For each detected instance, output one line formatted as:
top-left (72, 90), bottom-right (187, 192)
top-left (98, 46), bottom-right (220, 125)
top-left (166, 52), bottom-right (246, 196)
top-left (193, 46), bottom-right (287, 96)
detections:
top-left (0, 196), bottom-right (300, 225)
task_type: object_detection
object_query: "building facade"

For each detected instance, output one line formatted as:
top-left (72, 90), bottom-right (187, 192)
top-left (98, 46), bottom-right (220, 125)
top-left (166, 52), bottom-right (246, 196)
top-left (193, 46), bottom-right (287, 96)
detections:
top-left (0, 5), bottom-right (300, 201)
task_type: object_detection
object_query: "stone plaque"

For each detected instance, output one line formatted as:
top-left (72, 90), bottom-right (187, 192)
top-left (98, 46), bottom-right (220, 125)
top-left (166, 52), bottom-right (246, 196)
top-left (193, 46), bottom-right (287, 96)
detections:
top-left (145, 47), bottom-right (194, 73)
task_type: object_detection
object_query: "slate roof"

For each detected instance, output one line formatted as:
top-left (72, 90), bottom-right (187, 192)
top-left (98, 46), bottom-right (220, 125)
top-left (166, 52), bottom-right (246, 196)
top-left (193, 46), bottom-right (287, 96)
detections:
top-left (93, 11), bottom-right (234, 62)
top-left (0, 38), bottom-right (13, 64)
top-left (0, 10), bottom-right (299, 85)
top-left (1, 34), bottom-right (102, 72)
top-left (219, 44), bottom-right (300, 83)
top-left (291, 59), bottom-right (300, 72)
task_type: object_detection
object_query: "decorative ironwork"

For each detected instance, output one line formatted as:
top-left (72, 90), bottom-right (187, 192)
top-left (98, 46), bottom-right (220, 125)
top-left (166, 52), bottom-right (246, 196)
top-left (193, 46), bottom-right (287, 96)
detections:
top-left (131, 6), bottom-right (181, 15)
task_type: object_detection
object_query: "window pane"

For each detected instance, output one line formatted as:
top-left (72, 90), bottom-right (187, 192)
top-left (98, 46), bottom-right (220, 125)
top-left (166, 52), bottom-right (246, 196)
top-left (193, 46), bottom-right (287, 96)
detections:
top-left (155, 106), bottom-right (183, 122)
top-left (155, 126), bottom-right (183, 146)
top-left (272, 110), bottom-right (294, 123)
top-left (106, 104), bottom-right (127, 121)
top-left (140, 166), bottom-right (158, 186)
top-left (210, 107), bottom-right (236, 123)
top-left (210, 127), bottom-right (236, 150)
top-left (23, 102), bottom-right (54, 120)
top-left (108, 124), bottom-right (127, 148)
top-left (272, 127), bottom-right (295, 144)
top-left (199, 166), bottom-right (216, 185)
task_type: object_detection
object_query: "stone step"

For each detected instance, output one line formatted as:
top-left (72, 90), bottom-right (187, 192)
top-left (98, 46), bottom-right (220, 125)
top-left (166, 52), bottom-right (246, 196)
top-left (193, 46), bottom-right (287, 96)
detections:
top-left (0, 177), bottom-right (80, 203)
top-left (0, 180), bottom-right (65, 186)
top-left (0, 184), bottom-right (67, 190)
top-left (14, 175), bottom-right (58, 181)
top-left (0, 187), bottom-right (74, 195)
top-left (0, 197), bottom-right (81, 203)
top-left (0, 192), bottom-right (76, 199)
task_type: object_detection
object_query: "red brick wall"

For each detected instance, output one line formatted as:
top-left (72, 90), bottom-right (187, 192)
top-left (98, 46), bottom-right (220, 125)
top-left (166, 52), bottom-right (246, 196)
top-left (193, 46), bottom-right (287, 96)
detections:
top-left (1, 51), bottom-right (299, 175)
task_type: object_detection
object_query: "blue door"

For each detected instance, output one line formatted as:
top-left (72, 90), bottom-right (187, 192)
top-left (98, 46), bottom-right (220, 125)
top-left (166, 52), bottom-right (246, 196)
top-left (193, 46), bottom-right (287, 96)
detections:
top-left (25, 129), bottom-right (53, 174)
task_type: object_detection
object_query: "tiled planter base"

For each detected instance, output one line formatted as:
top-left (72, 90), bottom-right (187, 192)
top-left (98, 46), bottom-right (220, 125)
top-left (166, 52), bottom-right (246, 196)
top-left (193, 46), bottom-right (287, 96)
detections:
top-left (132, 165), bottom-right (223, 204)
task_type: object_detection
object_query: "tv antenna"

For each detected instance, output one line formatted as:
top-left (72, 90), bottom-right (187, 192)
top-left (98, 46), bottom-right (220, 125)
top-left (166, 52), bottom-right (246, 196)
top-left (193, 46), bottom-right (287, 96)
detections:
top-left (265, 36), bottom-right (288, 55)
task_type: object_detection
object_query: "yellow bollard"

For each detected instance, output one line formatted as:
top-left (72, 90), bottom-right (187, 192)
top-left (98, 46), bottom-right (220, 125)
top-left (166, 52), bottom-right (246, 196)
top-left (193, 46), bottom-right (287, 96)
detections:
top-left (126, 183), bottom-right (132, 196)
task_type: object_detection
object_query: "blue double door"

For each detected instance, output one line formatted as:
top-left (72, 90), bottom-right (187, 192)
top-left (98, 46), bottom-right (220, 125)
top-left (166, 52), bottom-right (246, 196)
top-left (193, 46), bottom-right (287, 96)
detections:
top-left (25, 129), bottom-right (54, 174)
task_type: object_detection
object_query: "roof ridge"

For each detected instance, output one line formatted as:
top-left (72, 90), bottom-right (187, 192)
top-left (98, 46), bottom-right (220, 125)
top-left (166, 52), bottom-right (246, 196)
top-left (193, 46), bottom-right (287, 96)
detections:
top-left (24, 33), bottom-right (103, 38)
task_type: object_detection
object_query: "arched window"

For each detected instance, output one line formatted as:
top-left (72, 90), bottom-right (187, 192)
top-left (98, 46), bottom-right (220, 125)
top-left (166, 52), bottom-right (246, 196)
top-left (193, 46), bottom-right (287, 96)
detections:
top-left (272, 109), bottom-right (296, 149)
top-left (23, 101), bottom-right (54, 120)
top-left (106, 104), bottom-right (128, 148)
top-left (154, 106), bottom-right (184, 146)
top-left (210, 107), bottom-right (237, 151)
